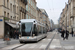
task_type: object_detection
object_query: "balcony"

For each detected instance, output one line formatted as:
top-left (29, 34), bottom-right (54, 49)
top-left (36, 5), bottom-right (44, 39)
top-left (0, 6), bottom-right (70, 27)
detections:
top-left (20, 7), bottom-right (27, 14)
top-left (21, 0), bottom-right (27, 5)
top-left (70, 16), bottom-right (74, 18)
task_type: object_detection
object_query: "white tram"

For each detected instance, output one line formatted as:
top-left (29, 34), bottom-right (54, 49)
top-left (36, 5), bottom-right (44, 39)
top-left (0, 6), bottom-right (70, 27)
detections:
top-left (17, 19), bottom-right (47, 43)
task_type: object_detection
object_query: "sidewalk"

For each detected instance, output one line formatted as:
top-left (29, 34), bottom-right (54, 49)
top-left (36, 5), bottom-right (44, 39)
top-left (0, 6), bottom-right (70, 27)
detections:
top-left (58, 33), bottom-right (75, 50)
top-left (0, 38), bottom-right (18, 44)
top-left (0, 38), bottom-right (19, 49)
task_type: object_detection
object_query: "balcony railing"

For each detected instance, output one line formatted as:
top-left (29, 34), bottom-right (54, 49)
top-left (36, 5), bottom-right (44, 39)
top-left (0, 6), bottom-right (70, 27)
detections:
top-left (21, 0), bottom-right (27, 5)
top-left (20, 7), bottom-right (27, 14)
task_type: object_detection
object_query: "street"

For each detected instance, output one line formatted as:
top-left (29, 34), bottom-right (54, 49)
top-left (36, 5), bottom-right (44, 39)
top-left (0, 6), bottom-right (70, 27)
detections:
top-left (0, 31), bottom-right (75, 50)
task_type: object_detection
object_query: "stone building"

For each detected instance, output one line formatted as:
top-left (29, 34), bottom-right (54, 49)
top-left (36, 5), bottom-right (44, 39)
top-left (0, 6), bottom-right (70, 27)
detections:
top-left (36, 8), bottom-right (51, 31)
top-left (26, 0), bottom-right (37, 19)
top-left (59, 0), bottom-right (75, 32)
top-left (0, 0), bottom-right (27, 38)
top-left (40, 9), bottom-right (50, 31)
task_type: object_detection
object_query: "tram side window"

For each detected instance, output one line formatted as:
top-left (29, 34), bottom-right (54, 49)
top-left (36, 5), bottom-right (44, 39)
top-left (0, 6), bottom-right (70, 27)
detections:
top-left (32, 24), bottom-right (38, 36)
top-left (22, 23), bottom-right (25, 32)
top-left (45, 28), bottom-right (47, 33)
top-left (41, 26), bottom-right (43, 34)
top-left (43, 27), bottom-right (44, 33)
top-left (37, 25), bottom-right (41, 35)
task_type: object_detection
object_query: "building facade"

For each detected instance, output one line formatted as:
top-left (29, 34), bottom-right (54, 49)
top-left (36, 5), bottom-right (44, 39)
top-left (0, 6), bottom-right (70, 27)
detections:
top-left (59, 0), bottom-right (75, 32)
top-left (36, 8), bottom-right (51, 31)
top-left (0, 0), bottom-right (51, 38)
top-left (0, 0), bottom-right (27, 38)
top-left (26, 0), bottom-right (37, 19)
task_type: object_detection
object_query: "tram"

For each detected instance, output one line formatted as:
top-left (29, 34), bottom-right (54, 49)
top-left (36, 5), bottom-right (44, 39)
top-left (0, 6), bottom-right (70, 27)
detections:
top-left (16, 19), bottom-right (47, 43)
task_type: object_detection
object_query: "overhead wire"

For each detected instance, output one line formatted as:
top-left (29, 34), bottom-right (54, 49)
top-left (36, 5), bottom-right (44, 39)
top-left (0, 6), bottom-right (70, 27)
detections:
top-left (47, 0), bottom-right (55, 25)
top-left (46, 0), bottom-right (51, 19)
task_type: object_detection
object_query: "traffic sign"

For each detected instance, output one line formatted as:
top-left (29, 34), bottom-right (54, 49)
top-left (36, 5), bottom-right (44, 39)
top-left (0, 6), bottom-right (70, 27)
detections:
top-left (0, 19), bottom-right (3, 21)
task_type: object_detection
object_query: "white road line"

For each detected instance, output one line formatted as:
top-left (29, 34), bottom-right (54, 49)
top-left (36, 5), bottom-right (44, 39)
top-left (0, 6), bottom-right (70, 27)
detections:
top-left (63, 46), bottom-right (74, 49)
top-left (50, 45), bottom-right (62, 49)
top-left (2, 44), bottom-right (23, 50)
top-left (29, 44), bottom-right (37, 48)
top-left (40, 45), bottom-right (47, 49)
top-left (48, 39), bottom-right (51, 41)
top-left (42, 39), bottom-right (51, 41)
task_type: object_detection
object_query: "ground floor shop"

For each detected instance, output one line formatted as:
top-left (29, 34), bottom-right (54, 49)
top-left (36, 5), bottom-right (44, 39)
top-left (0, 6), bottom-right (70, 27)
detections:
top-left (0, 17), bottom-right (18, 38)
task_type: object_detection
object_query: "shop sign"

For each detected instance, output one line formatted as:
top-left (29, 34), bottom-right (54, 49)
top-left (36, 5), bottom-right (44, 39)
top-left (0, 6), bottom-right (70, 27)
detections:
top-left (0, 19), bottom-right (3, 21)
top-left (4, 17), bottom-right (9, 21)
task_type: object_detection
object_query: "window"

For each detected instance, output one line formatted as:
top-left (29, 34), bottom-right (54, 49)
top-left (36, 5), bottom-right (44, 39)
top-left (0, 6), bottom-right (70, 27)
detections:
top-left (17, 6), bottom-right (18, 13)
top-left (21, 23), bottom-right (33, 36)
top-left (7, 0), bottom-right (9, 8)
top-left (13, 16), bottom-right (16, 20)
top-left (26, 5), bottom-right (28, 11)
top-left (29, 7), bottom-right (30, 12)
top-left (22, 13), bottom-right (23, 19)
top-left (15, 5), bottom-right (16, 13)
top-left (4, 0), bottom-right (5, 6)
top-left (17, 17), bottom-right (18, 20)
top-left (13, 5), bottom-right (15, 13)
top-left (10, 3), bottom-right (12, 11)
top-left (11, 16), bottom-right (12, 19)
top-left (4, 11), bottom-right (6, 17)
top-left (7, 13), bottom-right (9, 18)
top-left (29, 0), bottom-right (30, 4)
top-left (26, 14), bottom-right (28, 19)
top-left (32, 24), bottom-right (38, 36)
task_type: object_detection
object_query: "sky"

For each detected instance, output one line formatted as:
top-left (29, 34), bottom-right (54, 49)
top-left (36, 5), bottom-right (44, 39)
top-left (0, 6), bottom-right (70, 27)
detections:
top-left (36, 0), bottom-right (68, 24)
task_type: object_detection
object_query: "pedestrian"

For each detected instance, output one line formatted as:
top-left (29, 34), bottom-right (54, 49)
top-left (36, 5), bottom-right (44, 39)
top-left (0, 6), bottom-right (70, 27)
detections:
top-left (14, 30), bottom-right (16, 39)
top-left (71, 28), bottom-right (74, 37)
top-left (61, 29), bottom-right (65, 40)
top-left (16, 31), bottom-right (19, 39)
top-left (74, 31), bottom-right (75, 36)
top-left (65, 30), bottom-right (69, 40)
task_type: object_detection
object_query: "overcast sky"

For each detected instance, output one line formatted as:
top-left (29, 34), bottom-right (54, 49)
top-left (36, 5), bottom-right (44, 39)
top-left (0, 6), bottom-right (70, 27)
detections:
top-left (36, 0), bottom-right (68, 24)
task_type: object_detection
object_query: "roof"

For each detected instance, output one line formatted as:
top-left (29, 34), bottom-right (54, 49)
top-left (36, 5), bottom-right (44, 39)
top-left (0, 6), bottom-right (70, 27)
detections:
top-left (20, 19), bottom-right (37, 23)
top-left (40, 9), bottom-right (48, 17)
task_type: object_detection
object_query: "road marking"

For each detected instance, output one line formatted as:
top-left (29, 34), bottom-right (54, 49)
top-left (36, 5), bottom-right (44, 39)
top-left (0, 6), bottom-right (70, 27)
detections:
top-left (29, 44), bottom-right (37, 48)
top-left (43, 39), bottom-right (51, 41)
top-left (63, 46), bottom-right (74, 49)
top-left (1, 44), bottom-right (23, 50)
top-left (40, 45), bottom-right (47, 48)
top-left (50, 45), bottom-right (62, 49)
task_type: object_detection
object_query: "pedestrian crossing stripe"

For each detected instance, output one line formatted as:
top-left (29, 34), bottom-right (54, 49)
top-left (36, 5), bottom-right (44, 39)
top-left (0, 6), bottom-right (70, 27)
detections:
top-left (42, 39), bottom-right (51, 41)
top-left (63, 46), bottom-right (74, 49)
top-left (50, 45), bottom-right (62, 49)
top-left (39, 45), bottom-right (47, 48)
top-left (29, 45), bottom-right (37, 48)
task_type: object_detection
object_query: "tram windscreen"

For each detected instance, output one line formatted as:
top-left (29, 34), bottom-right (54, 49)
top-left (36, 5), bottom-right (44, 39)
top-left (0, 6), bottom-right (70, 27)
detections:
top-left (21, 23), bottom-right (33, 36)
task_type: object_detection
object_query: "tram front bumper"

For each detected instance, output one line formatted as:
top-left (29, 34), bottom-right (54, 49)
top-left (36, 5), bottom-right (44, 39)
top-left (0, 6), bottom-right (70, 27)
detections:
top-left (19, 37), bottom-right (37, 42)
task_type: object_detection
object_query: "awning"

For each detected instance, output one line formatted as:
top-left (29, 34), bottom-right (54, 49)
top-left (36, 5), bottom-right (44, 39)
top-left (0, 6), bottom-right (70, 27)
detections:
top-left (5, 21), bottom-right (19, 28)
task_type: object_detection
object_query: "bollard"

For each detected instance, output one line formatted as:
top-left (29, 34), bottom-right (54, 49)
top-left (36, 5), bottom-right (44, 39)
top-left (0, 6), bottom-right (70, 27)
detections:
top-left (4, 35), bottom-right (10, 45)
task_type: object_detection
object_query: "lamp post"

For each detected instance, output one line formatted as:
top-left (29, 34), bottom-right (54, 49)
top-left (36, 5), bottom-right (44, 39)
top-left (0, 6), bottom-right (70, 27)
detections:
top-left (66, 16), bottom-right (67, 30)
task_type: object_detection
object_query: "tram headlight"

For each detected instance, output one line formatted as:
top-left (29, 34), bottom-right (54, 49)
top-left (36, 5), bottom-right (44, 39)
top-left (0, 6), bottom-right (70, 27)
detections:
top-left (32, 34), bottom-right (35, 37)
top-left (19, 34), bottom-right (21, 38)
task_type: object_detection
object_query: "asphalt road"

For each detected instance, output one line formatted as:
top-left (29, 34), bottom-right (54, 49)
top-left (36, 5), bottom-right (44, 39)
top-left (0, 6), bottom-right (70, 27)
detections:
top-left (1, 31), bottom-right (75, 50)
top-left (1, 31), bottom-right (56, 50)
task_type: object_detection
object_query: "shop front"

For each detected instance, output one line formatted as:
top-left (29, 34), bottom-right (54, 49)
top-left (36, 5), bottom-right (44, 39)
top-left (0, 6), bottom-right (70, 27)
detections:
top-left (4, 21), bottom-right (18, 38)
